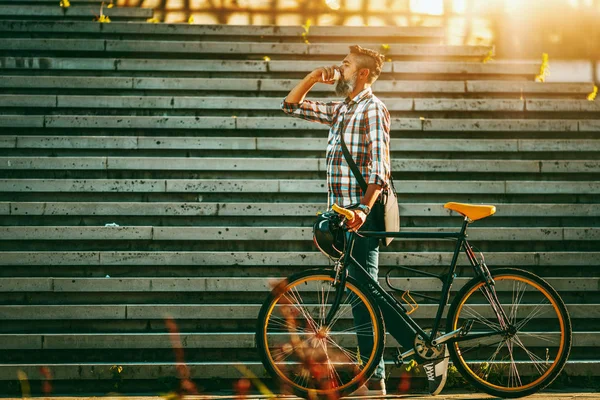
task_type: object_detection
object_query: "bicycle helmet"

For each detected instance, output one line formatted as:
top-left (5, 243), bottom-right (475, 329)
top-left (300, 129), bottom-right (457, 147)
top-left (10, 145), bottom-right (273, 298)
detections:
top-left (312, 211), bottom-right (345, 260)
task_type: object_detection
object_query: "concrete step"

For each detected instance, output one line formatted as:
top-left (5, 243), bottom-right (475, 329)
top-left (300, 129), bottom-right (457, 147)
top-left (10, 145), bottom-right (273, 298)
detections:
top-left (3, 136), bottom-right (599, 153)
top-left (1, 95), bottom-right (543, 112)
top-left (3, 96), bottom-right (600, 116)
top-left (0, 39), bottom-right (491, 58)
top-left (0, 5), bottom-right (153, 20)
top-left (414, 98), bottom-right (526, 112)
top-left (1, 331), bottom-right (596, 350)
top-left (0, 38), bottom-right (106, 51)
top-left (0, 226), bottom-right (598, 241)
top-left (0, 76), bottom-right (593, 94)
top-left (0, 57), bottom-right (540, 77)
top-left (1, 179), bottom-right (597, 195)
top-left (421, 119), bottom-right (583, 132)
top-left (392, 60), bottom-right (539, 76)
top-left (1, 251), bottom-right (598, 267)
top-left (2, 157), bottom-right (599, 174)
top-left (527, 99), bottom-right (600, 112)
top-left (468, 81), bottom-right (596, 94)
top-left (0, 303), bottom-right (595, 320)
top-left (2, 115), bottom-right (600, 132)
top-left (0, 20), bottom-right (445, 41)
top-left (0, 361), bottom-right (595, 380)
top-left (0, 276), bottom-right (596, 293)
top-left (4, 202), bottom-right (598, 217)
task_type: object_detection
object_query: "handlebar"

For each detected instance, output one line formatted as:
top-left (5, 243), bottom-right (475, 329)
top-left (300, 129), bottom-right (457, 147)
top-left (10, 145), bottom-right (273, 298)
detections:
top-left (331, 204), bottom-right (354, 221)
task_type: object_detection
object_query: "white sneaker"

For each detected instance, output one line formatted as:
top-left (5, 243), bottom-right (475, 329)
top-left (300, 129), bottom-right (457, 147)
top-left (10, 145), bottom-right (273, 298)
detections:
top-left (423, 346), bottom-right (449, 395)
top-left (347, 378), bottom-right (386, 397)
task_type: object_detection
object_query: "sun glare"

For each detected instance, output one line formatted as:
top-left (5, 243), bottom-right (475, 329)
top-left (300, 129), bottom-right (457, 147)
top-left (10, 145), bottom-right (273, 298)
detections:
top-left (409, 0), bottom-right (444, 15)
top-left (504, 0), bottom-right (525, 13)
top-left (452, 0), bottom-right (466, 14)
top-left (326, 0), bottom-right (341, 11)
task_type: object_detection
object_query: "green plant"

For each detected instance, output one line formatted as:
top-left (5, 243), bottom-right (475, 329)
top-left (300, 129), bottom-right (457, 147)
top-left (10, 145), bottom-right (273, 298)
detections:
top-left (109, 365), bottom-right (123, 390)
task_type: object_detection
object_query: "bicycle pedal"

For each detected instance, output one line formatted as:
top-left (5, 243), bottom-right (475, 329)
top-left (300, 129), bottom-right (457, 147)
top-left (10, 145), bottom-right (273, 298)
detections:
top-left (460, 319), bottom-right (474, 336)
top-left (393, 348), bottom-right (404, 367)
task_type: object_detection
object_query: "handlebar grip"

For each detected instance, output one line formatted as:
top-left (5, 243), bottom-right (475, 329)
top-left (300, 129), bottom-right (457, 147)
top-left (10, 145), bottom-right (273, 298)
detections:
top-left (332, 204), bottom-right (354, 221)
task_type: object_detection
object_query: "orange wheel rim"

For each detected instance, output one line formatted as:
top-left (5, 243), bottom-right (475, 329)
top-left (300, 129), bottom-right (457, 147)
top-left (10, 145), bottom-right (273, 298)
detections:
top-left (452, 275), bottom-right (566, 392)
top-left (262, 275), bottom-right (380, 394)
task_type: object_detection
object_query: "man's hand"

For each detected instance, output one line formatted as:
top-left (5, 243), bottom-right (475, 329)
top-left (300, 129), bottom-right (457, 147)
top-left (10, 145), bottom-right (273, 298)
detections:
top-left (346, 209), bottom-right (367, 231)
top-left (309, 65), bottom-right (340, 85)
top-left (284, 65), bottom-right (339, 104)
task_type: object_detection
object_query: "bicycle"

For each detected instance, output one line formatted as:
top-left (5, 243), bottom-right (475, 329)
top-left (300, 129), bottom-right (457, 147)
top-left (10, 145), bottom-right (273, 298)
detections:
top-left (255, 202), bottom-right (572, 399)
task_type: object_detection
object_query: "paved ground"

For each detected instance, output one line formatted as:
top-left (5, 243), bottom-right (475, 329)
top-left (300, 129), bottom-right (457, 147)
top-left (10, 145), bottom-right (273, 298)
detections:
top-left (5, 392), bottom-right (598, 400)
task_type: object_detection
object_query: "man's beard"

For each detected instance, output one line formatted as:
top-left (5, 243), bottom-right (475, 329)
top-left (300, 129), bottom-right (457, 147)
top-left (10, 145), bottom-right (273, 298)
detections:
top-left (335, 71), bottom-right (358, 97)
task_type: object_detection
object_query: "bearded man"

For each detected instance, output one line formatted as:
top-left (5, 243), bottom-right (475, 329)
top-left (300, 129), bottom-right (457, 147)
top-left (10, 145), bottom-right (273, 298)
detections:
top-left (281, 45), bottom-right (448, 396)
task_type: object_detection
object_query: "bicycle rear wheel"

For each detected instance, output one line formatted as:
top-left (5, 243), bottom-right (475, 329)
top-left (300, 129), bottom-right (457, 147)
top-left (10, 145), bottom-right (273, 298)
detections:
top-left (446, 268), bottom-right (571, 398)
top-left (256, 269), bottom-right (385, 399)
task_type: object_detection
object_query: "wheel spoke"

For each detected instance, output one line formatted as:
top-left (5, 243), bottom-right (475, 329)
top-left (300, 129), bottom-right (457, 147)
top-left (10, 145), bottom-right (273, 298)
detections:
top-left (510, 280), bottom-right (526, 325)
top-left (267, 315), bottom-right (310, 333)
top-left (325, 336), bottom-right (360, 365)
top-left (506, 340), bottom-right (523, 388)
top-left (328, 293), bottom-right (365, 329)
top-left (513, 335), bottom-right (551, 376)
top-left (515, 300), bottom-right (551, 331)
top-left (476, 339), bottom-right (507, 379)
top-left (320, 285), bottom-right (332, 326)
top-left (517, 331), bottom-right (557, 344)
top-left (284, 288), bottom-right (320, 333)
top-left (462, 305), bottom-right (502, 331)
top-left (320, 339), bottom-right (343, 388)
top-left (270, 335), bottom-right (318, 361)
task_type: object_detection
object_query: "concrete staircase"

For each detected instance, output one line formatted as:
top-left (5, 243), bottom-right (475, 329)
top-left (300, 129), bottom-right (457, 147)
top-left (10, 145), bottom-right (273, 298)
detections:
top-left (0, 2), bottom-right (152, 21)
top-left (0, 11), bottom-right (599, 396)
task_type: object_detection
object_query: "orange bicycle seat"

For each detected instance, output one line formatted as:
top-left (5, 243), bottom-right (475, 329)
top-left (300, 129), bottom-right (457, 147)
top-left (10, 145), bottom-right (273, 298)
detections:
top-left (444, 202), bottom-right (496, 221)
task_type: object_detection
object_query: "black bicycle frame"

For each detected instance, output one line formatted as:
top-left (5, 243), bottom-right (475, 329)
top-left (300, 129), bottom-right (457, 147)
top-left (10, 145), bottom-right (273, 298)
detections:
top-left (324, 217), bottom-right (473, 350)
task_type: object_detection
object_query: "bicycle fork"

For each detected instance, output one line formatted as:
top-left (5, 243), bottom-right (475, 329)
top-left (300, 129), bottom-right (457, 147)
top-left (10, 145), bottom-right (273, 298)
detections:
top-left (465, 242), bottom-right (512, 331)
top-left (322, 233), bottom-right (356, 327)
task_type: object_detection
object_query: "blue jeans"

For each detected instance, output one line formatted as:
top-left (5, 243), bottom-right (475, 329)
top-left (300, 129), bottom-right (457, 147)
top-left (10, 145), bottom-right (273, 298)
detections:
top-left (347, 213), bottom-right (385, 381)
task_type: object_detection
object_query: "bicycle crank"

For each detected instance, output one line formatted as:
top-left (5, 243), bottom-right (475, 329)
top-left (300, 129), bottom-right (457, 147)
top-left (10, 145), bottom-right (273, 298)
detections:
top-left (414, 330), bottom-right (445, 361)
top-left (430, 320), bottom-right (474, 346)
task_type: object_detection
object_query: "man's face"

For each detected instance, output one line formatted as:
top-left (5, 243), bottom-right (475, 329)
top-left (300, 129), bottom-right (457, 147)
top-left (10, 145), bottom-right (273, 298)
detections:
top-left (339, 54), bottom-right (357, 80)
top-left (335, 54), bottom-right (361, 97)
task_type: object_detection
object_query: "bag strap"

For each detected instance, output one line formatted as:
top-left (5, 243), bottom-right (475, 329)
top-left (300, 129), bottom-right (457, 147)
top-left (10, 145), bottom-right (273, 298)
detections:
top-left (339, 131), bottom-right (368, 193)
top-left (338, 111), bottom-right (396, 196)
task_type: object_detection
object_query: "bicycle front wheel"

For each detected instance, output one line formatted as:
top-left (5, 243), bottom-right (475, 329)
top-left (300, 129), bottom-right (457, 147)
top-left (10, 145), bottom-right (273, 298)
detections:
top-left (447, 268), bottom-right (572, 398)
top-left (256, 269), bottom-right (385, 399)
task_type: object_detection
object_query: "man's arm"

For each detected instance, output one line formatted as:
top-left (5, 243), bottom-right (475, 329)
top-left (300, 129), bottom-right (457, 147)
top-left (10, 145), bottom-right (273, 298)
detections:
top-left (281, 66), bottom-right (341, 126)
top-left (346, 183), bottom-right (382, 231)
top-left (361, 184), bottom-right (383, 210)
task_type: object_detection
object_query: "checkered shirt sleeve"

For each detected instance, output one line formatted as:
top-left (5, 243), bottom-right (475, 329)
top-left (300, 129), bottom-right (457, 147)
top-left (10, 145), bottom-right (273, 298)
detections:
top-left (365, 102), bottom-right (391, 187)
top-left (281, 99), bottom-right (341, 126)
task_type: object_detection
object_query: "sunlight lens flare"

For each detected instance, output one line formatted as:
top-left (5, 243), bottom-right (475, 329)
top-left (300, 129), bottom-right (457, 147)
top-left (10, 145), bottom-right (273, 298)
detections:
top-left (409, 0), bottom-right (444, 15)
top-left (326, 0), bottom-right (341, 11)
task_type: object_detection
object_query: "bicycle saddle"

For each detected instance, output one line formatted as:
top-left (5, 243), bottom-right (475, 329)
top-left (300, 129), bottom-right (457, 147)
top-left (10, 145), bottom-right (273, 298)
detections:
top-left (444, 202), bottom-right (496, 221)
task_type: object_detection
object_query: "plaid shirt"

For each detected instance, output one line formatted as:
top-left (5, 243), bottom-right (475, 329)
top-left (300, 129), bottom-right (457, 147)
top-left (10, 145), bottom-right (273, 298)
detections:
top-left (281, 87), bottom-right (391, 208)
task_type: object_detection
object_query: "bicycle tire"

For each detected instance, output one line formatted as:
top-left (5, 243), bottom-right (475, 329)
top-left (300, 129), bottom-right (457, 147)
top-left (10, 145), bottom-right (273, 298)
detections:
top-left (446, 268), bottom-right (572, 398)
top-left (255, 268), bottom-right (385, 399)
